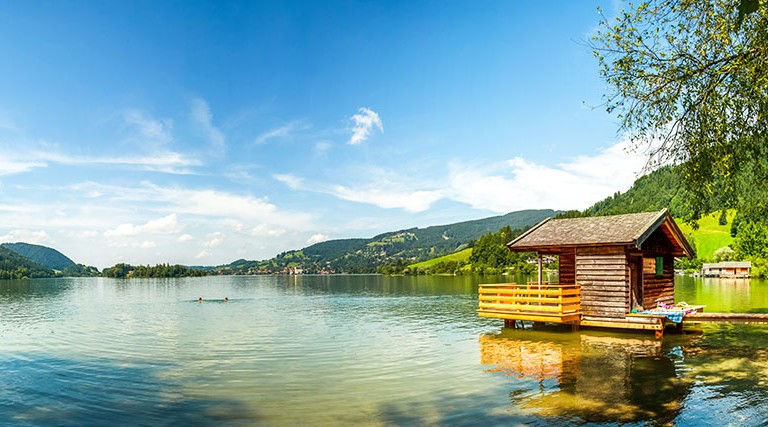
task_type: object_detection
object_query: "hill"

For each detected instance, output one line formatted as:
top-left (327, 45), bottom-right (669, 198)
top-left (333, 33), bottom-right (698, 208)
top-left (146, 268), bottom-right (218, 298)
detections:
top-left (1, 242), bottom-right (76, 271)
top-left (677, 211), bottom-right (735, 260)
top-left (221, 209), bottom-right (556, 274)
top-left (0, 246), bottom-right (56, 279)
top-left (584, 165), bottom-right (694, 219)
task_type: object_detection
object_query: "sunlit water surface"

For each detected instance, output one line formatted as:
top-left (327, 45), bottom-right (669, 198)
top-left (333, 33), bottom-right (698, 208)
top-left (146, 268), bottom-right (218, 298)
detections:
top-left (2, 275), bottom-right (768, 426)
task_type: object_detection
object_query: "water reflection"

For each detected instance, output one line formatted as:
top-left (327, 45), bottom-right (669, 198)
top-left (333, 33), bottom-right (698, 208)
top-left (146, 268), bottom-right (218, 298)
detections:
top-left (480, 329), bottom-right (695, 424)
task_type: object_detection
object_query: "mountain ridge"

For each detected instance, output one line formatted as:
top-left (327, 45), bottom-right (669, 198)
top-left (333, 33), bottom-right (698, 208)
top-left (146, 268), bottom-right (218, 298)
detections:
top-left (219, 209), bottom-right (557, 274)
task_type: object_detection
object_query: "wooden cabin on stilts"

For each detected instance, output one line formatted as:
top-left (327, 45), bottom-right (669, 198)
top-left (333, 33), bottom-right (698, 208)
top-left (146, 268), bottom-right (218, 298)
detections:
top-left (478, 209), bottom-right (695, 338)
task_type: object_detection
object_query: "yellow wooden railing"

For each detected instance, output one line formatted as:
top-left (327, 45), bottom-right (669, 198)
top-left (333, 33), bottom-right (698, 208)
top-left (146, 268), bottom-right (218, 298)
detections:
top-left (478, 283), bottom-right (581, 324)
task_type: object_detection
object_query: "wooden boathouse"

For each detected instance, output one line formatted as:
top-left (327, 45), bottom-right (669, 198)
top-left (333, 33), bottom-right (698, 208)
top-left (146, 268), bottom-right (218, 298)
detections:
top-left (478, 209), bottom-right (695, 334)
top-left (701, 261), bottom-right (751, 278)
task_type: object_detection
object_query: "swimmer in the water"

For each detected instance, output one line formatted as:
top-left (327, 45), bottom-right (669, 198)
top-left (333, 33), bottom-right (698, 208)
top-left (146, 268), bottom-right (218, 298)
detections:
top-left (198, 297), bottom-right (203, 302)
top-left (224, 297), bottom-right (229, 302)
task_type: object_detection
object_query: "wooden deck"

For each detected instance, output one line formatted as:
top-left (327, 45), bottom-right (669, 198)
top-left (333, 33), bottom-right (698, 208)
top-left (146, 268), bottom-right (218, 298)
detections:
top-left (478, 283), bottom-right (768, 338)
top-left (478, 283), bottom-right (581, 324)
top-left (683, 312), bottom-right (768, 324)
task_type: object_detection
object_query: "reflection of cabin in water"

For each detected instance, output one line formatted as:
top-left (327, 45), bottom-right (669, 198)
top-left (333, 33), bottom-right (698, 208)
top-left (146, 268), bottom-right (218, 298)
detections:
top-left (701, 261), bottom-right (751, 278)
top-left (478, 209), bottom-right (695, 334)
top-left (479, 331), bottom-right (689, 423)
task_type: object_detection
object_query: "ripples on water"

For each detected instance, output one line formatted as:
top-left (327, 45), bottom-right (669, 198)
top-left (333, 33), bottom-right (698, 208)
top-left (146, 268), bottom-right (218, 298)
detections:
top-left (2, 275), bottom-right (768, 425)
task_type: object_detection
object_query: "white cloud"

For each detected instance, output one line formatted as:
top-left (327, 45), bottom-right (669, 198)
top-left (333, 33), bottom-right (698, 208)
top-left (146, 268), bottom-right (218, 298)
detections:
top-left (0, 229), bottom-right (51, 245)
top-left (251, 224), bottom-right (286, 237)
top-left (331, 185), bottom-right (442, 213)
top-left (348, 107), bottom-right (383, 145)
top-left (195, 250), bottom-right (212, 259)
top-left (70, 230), bottom-right (99, 239)
top-left (191, 97), bottom-right (225, 150)
top-left (314, 141), bottom-right (332, 157)
top-left (123, 109), bottom-right (173, 145)
top-left (138, 241), bottom-right (157, 249)
top-left (254, 121), bottom-right (309, 145)
top-left (34, 150), bottom-right (199, 174)
top-left (307, 233), bottom-right (329, 245)
top-left (178, 234), bottom-right (194, 242)
top-left (204, 232), bottom-right (224, 248)
top-left (273, 173), bottom-right (304, 190)
top-left (447, 139), bottom-right (646, 212)
top-left (0, 154), bottom-right (47, 176)
top-left (104, 213), bottom-right (182, 237)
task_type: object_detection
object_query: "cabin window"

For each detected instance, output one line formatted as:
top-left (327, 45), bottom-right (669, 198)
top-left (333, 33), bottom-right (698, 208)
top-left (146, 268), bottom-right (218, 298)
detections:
top-left (655, 256), bottom-right (664, 276)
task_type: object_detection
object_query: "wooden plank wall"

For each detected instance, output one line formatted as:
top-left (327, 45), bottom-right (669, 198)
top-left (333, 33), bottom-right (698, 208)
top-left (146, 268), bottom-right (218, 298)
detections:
top-left (637, 228), bottom-right (676, 309)
top-left (559, 248), bottom-right (576, 285)
top-left (641, 254), bottom-right (674, 309)
top-left (576, 247), bottom-right (629, 318)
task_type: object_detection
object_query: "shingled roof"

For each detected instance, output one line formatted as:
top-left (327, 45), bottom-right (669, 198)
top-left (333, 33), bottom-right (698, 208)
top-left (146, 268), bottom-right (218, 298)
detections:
top-left (507, 209), bottom-right (694, 257)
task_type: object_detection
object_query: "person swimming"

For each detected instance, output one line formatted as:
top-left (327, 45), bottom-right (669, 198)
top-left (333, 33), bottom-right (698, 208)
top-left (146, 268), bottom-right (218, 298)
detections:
top-left (198, 297), bottom-right (203, 302)
top-left (224, 297), bottom-right (229, 302)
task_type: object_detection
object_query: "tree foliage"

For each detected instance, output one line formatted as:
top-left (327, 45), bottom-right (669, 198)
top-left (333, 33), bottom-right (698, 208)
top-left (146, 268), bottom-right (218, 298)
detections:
top-left (0, 246), bottom-right (55, 279)
top-left (733, 221), bottom-right (768, 259)
top-left (468, 226), bottom-right (537, 275)
top-left (592, 0), bottom-right (768, 220)
top-left (102, 263), bottom-right (208, 278)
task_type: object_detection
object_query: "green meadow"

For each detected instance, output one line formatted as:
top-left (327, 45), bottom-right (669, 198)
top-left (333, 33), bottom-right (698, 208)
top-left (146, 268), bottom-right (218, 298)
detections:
top-left (408, 248), bottom-right (472, 270)
top-left (676, 211), bottom-right (735, 260)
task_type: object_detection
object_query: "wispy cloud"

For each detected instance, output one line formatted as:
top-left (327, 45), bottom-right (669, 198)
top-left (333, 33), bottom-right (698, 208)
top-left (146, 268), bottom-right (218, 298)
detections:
top-left (123, 109), bottom-right (173, 146)
top-left (273, 166), bottom-right (442, 212)
top-left (251, 224), bottom-right (286, 237)
top-left (254, 121), bottom-right (310, 145)
top-left (330, 185), bottom-right (442, 213)
top-left (0, 155), bottom-right (47, 175)
top-left (273, 173), bottom-right (304, 190)
top-left (191, 97), bottom-right (225, 151)
top-left (34, 150), bottom-right (200, 174)
top-left (313, 141), bottom-right (332, 157)
top-left (348, 107), bottom-right (383, 145)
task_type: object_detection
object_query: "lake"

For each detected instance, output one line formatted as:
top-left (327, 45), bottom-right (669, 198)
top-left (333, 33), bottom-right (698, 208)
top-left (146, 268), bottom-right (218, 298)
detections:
top-left (2, 274), bottom-right (768, 426)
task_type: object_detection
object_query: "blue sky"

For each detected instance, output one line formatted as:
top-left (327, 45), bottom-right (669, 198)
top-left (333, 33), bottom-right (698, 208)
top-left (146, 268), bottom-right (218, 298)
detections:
top-left (0, 1), bottom-right (646, 268)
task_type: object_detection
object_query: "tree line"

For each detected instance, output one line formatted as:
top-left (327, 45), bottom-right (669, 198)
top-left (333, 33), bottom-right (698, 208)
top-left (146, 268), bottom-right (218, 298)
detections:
top-left (378, 226), bottom-right (543, 275)
top-left (102, 263), bottom-right (209, 278)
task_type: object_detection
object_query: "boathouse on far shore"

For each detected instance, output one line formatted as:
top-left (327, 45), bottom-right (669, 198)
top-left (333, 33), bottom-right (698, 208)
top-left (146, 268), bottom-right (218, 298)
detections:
top-left (701, 261), bottom-right (751, 278)
top-left (478, 209), bottom-right (695, 332)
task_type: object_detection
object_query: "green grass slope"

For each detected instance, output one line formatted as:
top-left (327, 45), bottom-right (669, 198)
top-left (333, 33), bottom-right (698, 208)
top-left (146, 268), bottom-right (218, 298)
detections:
top-left (676, 211), bottom-right (735, 260)
top-left (408, 248), bottom-right (472, 269)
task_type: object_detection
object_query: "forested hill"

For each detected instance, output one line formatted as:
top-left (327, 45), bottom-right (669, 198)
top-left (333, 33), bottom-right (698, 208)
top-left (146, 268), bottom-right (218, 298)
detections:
top-left (223, 209), bottom-right (556, 274)
top-left (1, 242), bottom-right (76, 270)
top-left (582, 165), bottom-right (695, 219)
top-left (0, 246), bottom-right (57, 279)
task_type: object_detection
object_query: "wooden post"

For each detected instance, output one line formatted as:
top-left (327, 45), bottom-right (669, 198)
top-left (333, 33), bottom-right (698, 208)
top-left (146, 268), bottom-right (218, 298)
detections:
top-left (537, 253), bottom-right (543, 288)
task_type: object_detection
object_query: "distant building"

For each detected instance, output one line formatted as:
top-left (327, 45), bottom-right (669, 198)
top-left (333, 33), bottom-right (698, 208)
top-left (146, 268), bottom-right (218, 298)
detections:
top-left (701, 261), bottom-right (751, 278)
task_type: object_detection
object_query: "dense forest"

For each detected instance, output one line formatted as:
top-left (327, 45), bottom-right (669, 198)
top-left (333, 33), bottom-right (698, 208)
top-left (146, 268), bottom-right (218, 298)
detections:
top-left (0, 246), bottom-right (57, 279)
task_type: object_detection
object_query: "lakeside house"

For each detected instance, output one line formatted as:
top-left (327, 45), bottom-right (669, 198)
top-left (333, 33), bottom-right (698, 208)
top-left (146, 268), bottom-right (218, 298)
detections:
top-left (701, 261), bottom-right (751, 278)
top-left (478, 209), bottom-right (695, 334)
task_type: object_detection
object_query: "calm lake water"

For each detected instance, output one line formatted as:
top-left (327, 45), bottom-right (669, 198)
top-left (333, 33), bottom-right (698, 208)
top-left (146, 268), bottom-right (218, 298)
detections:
top-left (2, 274), bottom-right (768, 426)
